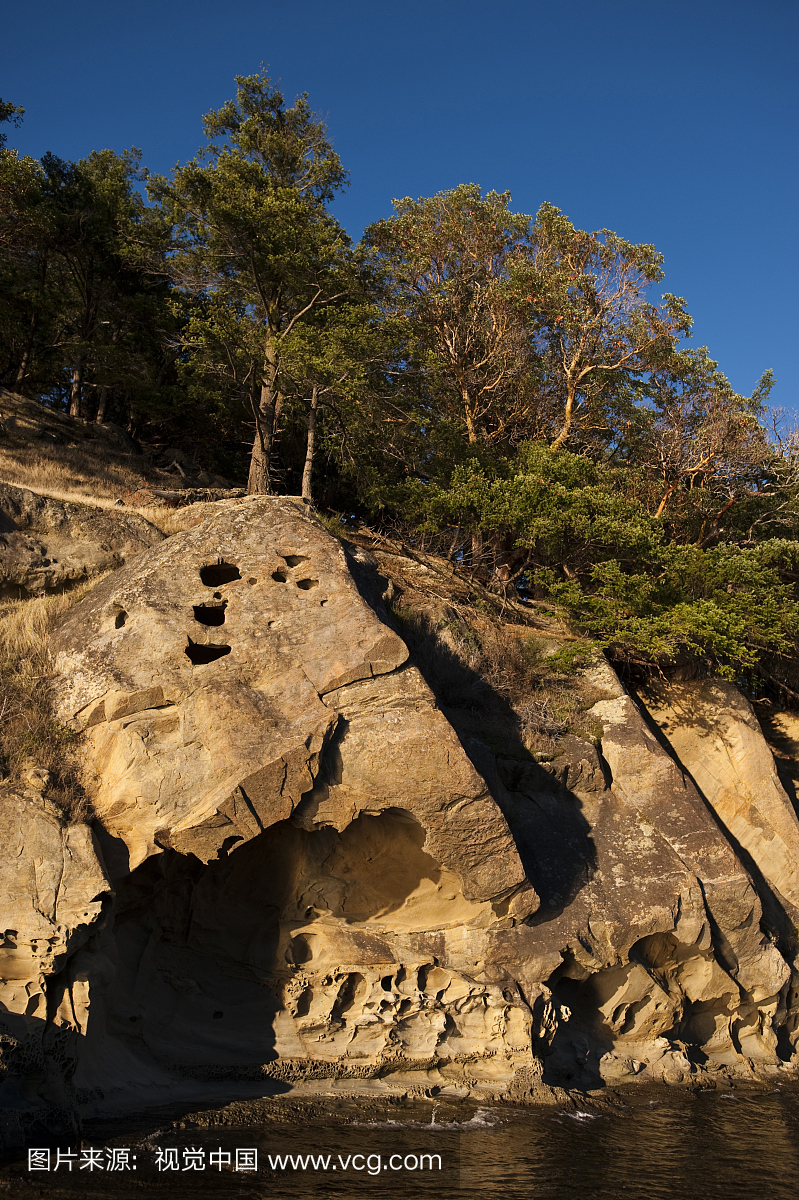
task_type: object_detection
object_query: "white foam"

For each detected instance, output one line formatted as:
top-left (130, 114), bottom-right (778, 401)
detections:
top-left (358, 1106), bottom-right (505, 1131)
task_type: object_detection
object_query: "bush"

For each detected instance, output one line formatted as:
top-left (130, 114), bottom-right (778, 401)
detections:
top-left (401, 440), bottom-right (799, 697)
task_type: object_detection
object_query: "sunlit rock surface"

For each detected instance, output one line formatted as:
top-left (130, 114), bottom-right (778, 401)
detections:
top-left (2, 497), bottom-right (799, 1144)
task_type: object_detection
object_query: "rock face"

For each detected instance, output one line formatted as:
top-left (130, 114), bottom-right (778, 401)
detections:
top-left (639, 680), bottom-right (799, 926)
top-left (2, 497), bottom-right (799, 1138)
top-left (0, 483), bottom-right (164, 598)
top-left (40, 498), bottom-right (538, 1110)
top-left (0, 784), bottom-right (110, 1143)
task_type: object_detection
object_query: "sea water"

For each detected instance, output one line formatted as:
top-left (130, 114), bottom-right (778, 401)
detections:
top-left (1, 1086), bottom-right (797, 1198)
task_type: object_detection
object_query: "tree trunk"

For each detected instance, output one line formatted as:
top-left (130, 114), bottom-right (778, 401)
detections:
top-left (14, 345), bottom-right (31, 389)
top-left (551, 376), bottom-right (577, 450)
top-left (654, 485), bottom-right (676, 519)
top-left (301, 386), bottom-right (318, 501)
top-left (95, 384), bottom-right (109, 424)
top-left (95, 326), bottom-right (119, 423)
top-left (69, 356), bottom-right (85, 419)
top-left (460, 382), bottom-right (478, 445)
top-left (471, 529), bottom-right (483, 570)
top-left (247, 338), bottom-right (280, 494)
top-left (488, 532), bottom-right (526, 593)
top-left (14, 312), bottom-right (37, 388)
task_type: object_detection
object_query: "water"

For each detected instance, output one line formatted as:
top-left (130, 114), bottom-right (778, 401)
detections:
top-left (2, 1085), bottom-right (798, 1198)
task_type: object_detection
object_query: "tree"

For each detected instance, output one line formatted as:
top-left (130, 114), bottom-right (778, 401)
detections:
top-left (150, 71), bottom-right (351, 493)
top-left (513, 202), bottom-right (692, 449)
top-left (364, 185), bottom-right (538, 450)
top-left (0, 143), bottom-right (174, 423)
top-left (0, 98), bottom-right (24, 149)
top-left (634, 349), bottom-right (778, 541)
top-left (277, 296), bottom-right (396, 501)
top-left (41, 149), bottom-right (169, 418)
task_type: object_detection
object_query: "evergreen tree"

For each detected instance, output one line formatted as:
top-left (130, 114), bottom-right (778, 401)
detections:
top-left (150, 70), bottom-right (351, 493)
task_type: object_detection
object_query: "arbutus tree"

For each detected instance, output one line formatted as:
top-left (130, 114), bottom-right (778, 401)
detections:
top-left (636, 348), bottom-right (780, 543)
top-left (513, 202), bottom-right (693, 450)
top-left (364, 185), bottom-right (540, 451)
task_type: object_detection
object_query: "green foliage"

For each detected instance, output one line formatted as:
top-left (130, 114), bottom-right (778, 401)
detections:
top-left (541, 541), bottom-right (799, 679)
top-left (2, 82), bottom-right (796, 697)
top-left (0, 142), bottom-right (182, 437)
top-left (508, 201), bottom-right (692, 449)
top-left (0, 98), bottom-right (24, 149)
top-left (406, 438), bottom-right (799, 691)
top-left (149, 70), bottom-right (353, 493)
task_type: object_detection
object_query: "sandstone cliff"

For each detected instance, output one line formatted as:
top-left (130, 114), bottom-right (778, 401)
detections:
top-left (1, 496), bottom-right (799, 1143)
top-left (0, 482), bottom-right (164, 599)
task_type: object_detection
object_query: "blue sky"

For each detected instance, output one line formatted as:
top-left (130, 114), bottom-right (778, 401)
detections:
top-left (4, 0), bottom-right (797, 413)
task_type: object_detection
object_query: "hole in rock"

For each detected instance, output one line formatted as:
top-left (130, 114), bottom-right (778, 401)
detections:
top-left (381, 975), bottom-right (394, 992)
top-left (248, 577), bottom-right (257, 585)
top-left (296, 578), bottom-right (319, 591)
top-left (193, 602), bottom-right (227, 627)
top-left (185, 639), bottom-right (231, 665)
top-left (281, 555), bottom-right (309, 568)
top-left (291, 934), bottom-right (314, 964)
top-left (333, 973), bottom-right (366, 1020)
top-left (200, 561), bottom-right (241, 586)
top-left (213, 1011), bottom-right (224, 1020)
top-left (320, 599), bottom-right (328, 606)
top-left (271, 570), bottom-right (287, 583)
top-left (115, 611), bottom-right (127, 628)
top-left (418, 965), bottom-right (450, 998)
top-left (294, 987), bottom-right (312, 1018)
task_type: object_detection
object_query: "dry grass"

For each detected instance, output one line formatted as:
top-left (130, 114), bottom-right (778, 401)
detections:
top-left (0, 387), bottom-right (234, 506)
top-left (1, 456), bottom-right (239, 534)
top-left (134, 499), bottom-right (246, 535)
top-left (0, 440), bottom-right (157, 502)
top-left (0, 577), bottom-right (108, 822)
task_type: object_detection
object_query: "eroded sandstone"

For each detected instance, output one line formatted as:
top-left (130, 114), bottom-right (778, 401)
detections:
top-left (2, 497), bottom-right (799, 1143)
top-left (0, 483), bottom-right (164, 598)
top-left (0, 784), bottom-right (110, 1143)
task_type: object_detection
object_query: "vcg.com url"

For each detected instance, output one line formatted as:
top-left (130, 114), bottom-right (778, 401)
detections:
top-left (267, 1152), bottom-right (442, 1176)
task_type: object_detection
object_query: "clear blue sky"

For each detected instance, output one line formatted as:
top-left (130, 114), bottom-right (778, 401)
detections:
top-left (4, 0), bottom-right (797, 413)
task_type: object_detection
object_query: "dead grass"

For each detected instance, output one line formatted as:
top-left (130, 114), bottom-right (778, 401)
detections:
top-left (135, 499), bottom-right (247, 535)
top-left (0, 576), bottom-right (108, 822)
top-left (347, 531), bottom-right (605, 760)
top-left (0, 456), bottom-right (240, 534)
top-left (0, 439), bottom-right (157, 502)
